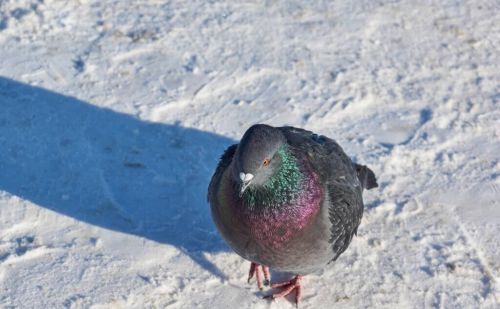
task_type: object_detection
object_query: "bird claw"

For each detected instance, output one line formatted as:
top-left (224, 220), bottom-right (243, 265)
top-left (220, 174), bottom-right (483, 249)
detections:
top-left (248, 263), bottom-right (302, 306)
top-left (247, 262), bottom-right (270, 290)
top-left (265, 275), bottom-right (302, 306)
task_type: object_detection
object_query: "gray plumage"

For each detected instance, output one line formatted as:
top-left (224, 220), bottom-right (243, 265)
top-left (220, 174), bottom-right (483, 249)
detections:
top-left (208, 124), bottom-right (377, 275)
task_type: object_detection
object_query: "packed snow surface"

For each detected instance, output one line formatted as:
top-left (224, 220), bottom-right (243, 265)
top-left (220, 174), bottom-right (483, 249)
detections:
top-left (0, 0), bottom-right (499, 308)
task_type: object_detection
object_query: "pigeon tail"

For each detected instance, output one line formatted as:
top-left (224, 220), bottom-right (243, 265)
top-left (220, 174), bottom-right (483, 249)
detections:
top-left (354, 164), bottom-right (378, 190)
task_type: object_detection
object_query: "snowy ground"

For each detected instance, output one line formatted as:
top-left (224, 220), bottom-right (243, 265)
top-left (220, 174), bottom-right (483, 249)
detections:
top-left (0, 0), bottom-right (499, 308)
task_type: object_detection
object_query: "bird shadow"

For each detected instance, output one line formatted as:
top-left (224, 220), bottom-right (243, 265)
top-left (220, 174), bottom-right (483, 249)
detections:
top-left (0, 76), bottom-right (235, 279)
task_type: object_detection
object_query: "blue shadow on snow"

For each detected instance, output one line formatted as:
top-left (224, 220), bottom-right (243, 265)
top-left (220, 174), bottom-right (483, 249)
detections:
top-left (0, 77), bottom-right (235, 278)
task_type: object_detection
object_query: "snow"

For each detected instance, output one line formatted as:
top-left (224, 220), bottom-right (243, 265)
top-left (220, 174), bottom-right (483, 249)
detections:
top-left (0, 0), bottom-right (498, 308)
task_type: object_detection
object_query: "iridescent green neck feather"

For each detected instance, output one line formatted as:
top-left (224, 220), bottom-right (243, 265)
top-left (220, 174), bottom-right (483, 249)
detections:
top-left (242, 145), bottom-right (302, 208)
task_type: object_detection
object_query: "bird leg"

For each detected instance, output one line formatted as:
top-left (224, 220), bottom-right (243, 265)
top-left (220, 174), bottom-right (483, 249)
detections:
top-left (262, 265), bottom-right (271, 286)
top-left (247, 262), bottom-right (270, 290)
top-left (264, 275), bottom-right (303, 306)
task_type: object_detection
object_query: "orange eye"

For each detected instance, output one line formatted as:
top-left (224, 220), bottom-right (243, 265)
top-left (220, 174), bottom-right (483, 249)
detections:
top-left (263, 159), bottom-right (270, 166)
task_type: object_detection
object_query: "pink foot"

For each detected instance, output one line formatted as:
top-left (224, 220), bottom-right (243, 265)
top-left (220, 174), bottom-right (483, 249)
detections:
top-left (265, 275), bottom-right (303, 307)
top-left (247, 262), bottom-right (270, 290)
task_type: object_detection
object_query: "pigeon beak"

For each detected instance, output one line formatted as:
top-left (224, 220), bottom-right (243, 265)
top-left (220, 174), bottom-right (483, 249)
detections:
top-left (240, 181), bottom-right (251, 196)
top-left (239, 172), bottom-right (254, 196)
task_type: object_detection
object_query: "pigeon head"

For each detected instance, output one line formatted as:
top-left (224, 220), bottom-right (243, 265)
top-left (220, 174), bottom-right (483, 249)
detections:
top-left (234, 124), bottom-right (286, 195)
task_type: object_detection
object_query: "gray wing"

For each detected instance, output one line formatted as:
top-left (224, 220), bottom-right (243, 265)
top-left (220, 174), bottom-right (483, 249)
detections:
top-left (207, 144), bottom-right (238, 203)
top-left (278, 126), bottom-right (367, 261)
top-left (326, 179), bottom-right (363, 261)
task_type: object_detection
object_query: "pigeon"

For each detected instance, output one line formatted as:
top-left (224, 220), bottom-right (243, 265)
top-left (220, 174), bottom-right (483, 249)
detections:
top-left (208, 124), bottom-right (377, 305)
